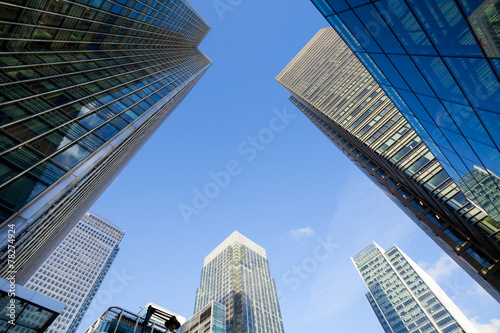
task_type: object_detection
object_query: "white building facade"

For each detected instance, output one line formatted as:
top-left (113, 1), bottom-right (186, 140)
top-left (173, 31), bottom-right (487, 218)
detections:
top-left (352, 243), bottom-right (478, 333)
top-left (25, 212), bottom-right (124, 333)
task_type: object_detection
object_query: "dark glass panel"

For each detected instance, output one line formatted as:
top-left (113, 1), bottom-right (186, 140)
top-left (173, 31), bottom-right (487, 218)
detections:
top-left (418, 120), bottom-right (454, 152)
top-left (411, 56), bottom-right (467, 105)
top-left (476, 109), bottom-right (500, 149)
top-left (357, 52), bottom-right (390, 85)
top-left (441, 101), bottom-right (494, 147)
top-left (374, 0), bottom-right (436, 55)
top-left (417, 95), bottom-right (460, 134)
top-left (4, 118), bottom-right (51, 142)
top-left (354, 4), bottom-right (405, 54)
top-left (338, 11), bottom-right (382, 52)
top-left (397, 89), bottom-right (433, 123)
top-left (95, 123), bottom-right (119, 140)
top-left (407, 0), bottom-right (482, 56)
top-left (52, 143), bottom-right (90, 169)
top-left (0, 161), bottom-right (18, 185)
top-left (388, 55), bottom-right (434, 96)
top-left (0, 175), bottom-right (47, 210)
top-left (29, 130), bottom-right (72, 157)
top-left (468, 140), bottom-right (500, 175)
top-left (371, 53), bottom-right (409, 89)
top-left (444, 57), bottom-right (500, 112)
top-left (440, 128), bottom-right (480, 164)
top-left (439, 146), bottom-right (469, 175)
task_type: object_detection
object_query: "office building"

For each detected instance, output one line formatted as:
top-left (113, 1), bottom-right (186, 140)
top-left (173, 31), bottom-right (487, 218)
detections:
top-left (85, 301), bottom-right (225, 333)
top-left (137, 303), bottom-right (187, 329)
top-left (194, 231), bottom-right (285, 333)
top-left (352, 243), bottom-right (479, 333)
top-left (277, 28), bottom-right (500, 301)
top-left (309, 0), bottom-right (500, 226)
top-left (0, 0), bottom-right (211, 283)
top-left (24, 212), bottom-right (124, 333)
top-left (0, 277), bottom-right (65, 333)
top-left (179, 301), bottom-right (226, 333)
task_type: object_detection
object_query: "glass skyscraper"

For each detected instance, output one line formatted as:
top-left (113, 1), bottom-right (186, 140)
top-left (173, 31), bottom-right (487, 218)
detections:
top-left (194, 231), bottom-right (285, 333)
top-left (277, 28), bottom-right (500, 301)
top-left (352, 243), bottom-right (479, 333)
top-left (24, 212), bottom-right (124, 333)
top-left (0, 0), bottom-right (211, 283)
top-left (309, 0), bottom-right (500, 231)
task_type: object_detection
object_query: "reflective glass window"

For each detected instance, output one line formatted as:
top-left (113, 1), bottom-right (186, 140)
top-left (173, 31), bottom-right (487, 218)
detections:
top-left (411, 56), bottom-right (467, 105)
top-left (0, 175), bottom-right (47, 210)
top-left (443, 228), bottom-right (465, 245)
top-left (407, 0), bottom-right (482, 56)
top-left (441, 101), bottom-right (494, 147)
top-left (52, 143), bottom-right (90, 169)
top-left (354, 4), bottom-right (405, 54)
top-left (374, 0), bottom-right (436, 55)
top-left (417, 95), bottom-right (460, 133)
top-left (476, 109), bottom-right (500, 148)
top-left (468, 140), bottom-right (500, 176)
top-left (438, 146), bottom-right (469, 175)
top-left (388, 55), bottom-right (434, 96)
top-left (419, 121), bottom-right (454, 152)
top-left (338, 11), bottom-right (382, 52)
top-left (353, 55), bottom-right (385, 85)
top-left (312, 0), bottom-right (335, 15)
top-left (326, 0), bottom-right (349, 12)
top-left (371, 54), bottom-right (409, 90)
top-left (444, 57), bottom-right (500, 112)
top-left (440, 128), bottom-right (480, 164)
top-left (397, 89), bottom-right (433, 123)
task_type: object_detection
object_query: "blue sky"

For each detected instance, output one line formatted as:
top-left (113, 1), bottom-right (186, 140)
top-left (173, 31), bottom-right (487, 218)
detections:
top-left (78, 1), bottom-right (500, 332)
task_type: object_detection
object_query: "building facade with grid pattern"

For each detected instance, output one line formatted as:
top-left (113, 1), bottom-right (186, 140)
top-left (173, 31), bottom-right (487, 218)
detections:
top-left (353, 243), bottom-right (478, 333)
top-left (194, 231), bottom-right (285, 333)
top-left (309, 0), bottom-right (500, 230)
top-left (276, 28), bottom-right (500, 302)
top-left (24, 212), bottom-right (124, 333)
top-left (0, 0), bottom-right (211, 283)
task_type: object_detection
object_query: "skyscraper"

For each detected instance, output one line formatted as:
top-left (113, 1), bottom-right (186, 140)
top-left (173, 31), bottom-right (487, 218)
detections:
top-left (277, 28), bottom-right (500, 301)
top-left (194, 231), bottom-right (285, 333)
top-left (309, 0), bottom-right (500, 225)
top-left (0, 0), bottom-right (211, 282)
top-left (24, 212), bottom-right (124, 333)
top-left (352, 243), bottom-right (479, 333)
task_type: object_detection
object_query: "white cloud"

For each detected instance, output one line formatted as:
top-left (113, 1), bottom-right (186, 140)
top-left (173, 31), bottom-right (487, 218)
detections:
top-left (288, 227), bottom-right (315, 241)
top-left (471, 317), bottom-right (500, 333)
top-left (418, 254), bottom-right (459, 282)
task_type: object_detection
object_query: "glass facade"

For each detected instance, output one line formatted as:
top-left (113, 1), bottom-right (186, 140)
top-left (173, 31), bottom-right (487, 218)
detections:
top-left (194, 231), bottom-right (285, 333)
top-left (352, 243), bottom-right (479, 333)
top-left (0, 277), bottom-right (65, 333)
top-left (276, 28), bottom-right (500, 301)
top-left (24, 212), bottom-right (124, 333)
top-left (179, 302), bottom-right (226, 333)
top-left (310, 0), bottom-right (500, 227)
top-left (85, 302), bottom-right (224, 333)
top-left (0, 0), bottom-right (211, 283)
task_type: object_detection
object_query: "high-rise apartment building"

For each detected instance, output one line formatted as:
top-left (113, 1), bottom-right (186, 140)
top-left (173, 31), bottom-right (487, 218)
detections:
top-left (276, 28), bottom-right (500, 301)
top-left (194, 231), bottom-right (285, 333)
top-left (352, 243), bottom-right (479, 333)
top-left (24, 212), bottom-right (124, 333)
top-left (0, 0), bottom-right (211, 283)
top-left (309, 0), bottom-right (500, 227)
